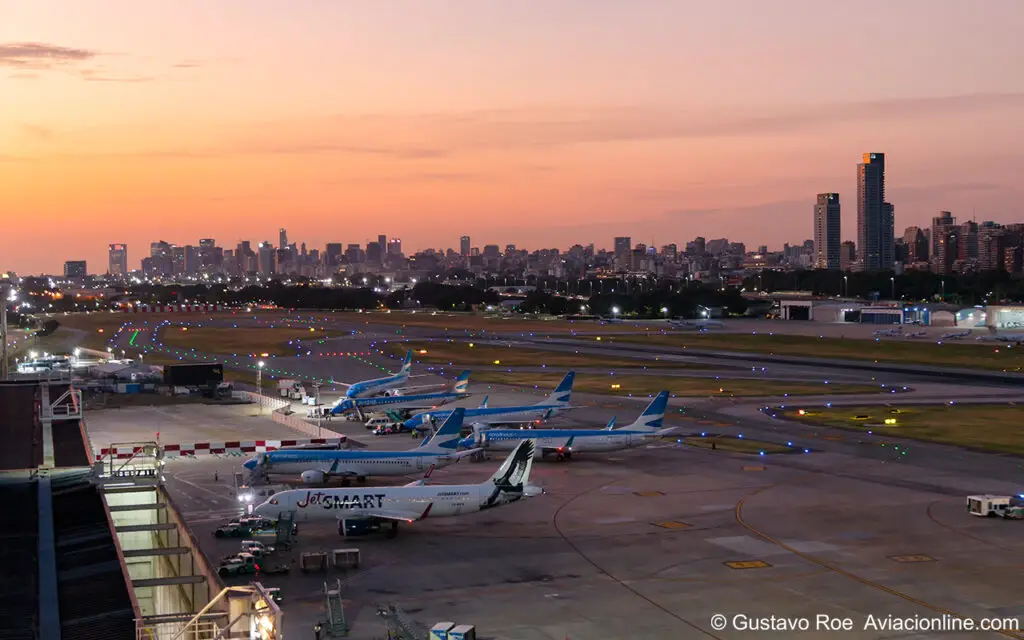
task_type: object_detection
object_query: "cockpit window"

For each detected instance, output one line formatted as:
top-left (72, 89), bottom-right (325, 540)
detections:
top-left (269, 499), bottom-right (278, 505)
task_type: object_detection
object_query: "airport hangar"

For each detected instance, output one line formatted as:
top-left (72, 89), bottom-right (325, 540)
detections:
top-left (776, 299), bottom-right (1024, 327)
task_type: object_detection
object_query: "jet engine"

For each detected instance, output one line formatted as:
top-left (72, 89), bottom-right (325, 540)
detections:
top-left (384, 389), bottom-right (403, 397)
top-left (300, 470), bottom-right (326, 484)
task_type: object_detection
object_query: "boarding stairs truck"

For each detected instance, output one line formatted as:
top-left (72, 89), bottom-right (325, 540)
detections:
top-left (967, 495), bottom-right (1024, 519)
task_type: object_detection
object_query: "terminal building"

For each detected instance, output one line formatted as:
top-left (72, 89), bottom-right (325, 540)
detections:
top-left (0, 380), bottom-right (282, 639)
top-left (771, 294), bottom-right (1022, 328)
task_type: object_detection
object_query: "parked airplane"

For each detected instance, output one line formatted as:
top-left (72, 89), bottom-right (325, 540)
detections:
top-left (252, 439), bottom-right (542, 537)
top-left (459, 391), bottom-right (674, 460)
top-left (242, 409), bottom-right (478, 485)
top-left (401, 372), bottom-right (577, 432)
top-left (668, 319), bottom-right (724, 330)
top-left (873, 326), bottom-right (903, 337)
top-left (331, 371), bottom-right (471, 419)
top-left (940, 330), bottom-right (971, 340)
top-left (904, 331), bottom-right (927, 339)
top-left (976, 327), bottom-right (1024, 343)
top-left (332, 350), bottom-right (430, 399)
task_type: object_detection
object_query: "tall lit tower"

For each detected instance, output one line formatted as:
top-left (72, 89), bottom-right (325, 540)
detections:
top-left (813, 194), bottom-right (841, 270)
top-left (856, 153), bottom-right (893, 270)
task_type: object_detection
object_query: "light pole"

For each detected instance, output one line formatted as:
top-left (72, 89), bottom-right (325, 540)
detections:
top-left (313, 381), bottom-right (322, 437)
top-left (890, 276), bottom-right (895, 300)
top-left (257, 360), bottom-right (265, 415)
top-left (843, 275), bottom-right (848, 298)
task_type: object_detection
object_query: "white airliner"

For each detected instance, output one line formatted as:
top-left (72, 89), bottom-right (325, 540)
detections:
top-left (873, 326), bottom-right (903, 338)
top-left (331, 350), bottom-right (435, 399)
top-left (460, 391), bottom-right (676, 460)
top-left (904, 330), bottom-right (927, 339)
top-left (976, 328), bottom-right (1024, 344)
top-left (252, 439), bottom-right (541, 537)
top-left (243, 408), bottom-right (479, 485)
top-left (940, 330), bottom-right (971, 340)
top-left (668, 319), bottom-right (724, 330)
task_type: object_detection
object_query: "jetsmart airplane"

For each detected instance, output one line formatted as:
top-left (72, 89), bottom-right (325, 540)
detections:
top-left (400, 372), bottom-right (577, 432)
top-left (252, 439), bottom-right (541, 537)
top-left (459, 391), bottom-right (675, 460)
top-left (242, 408), bottom-right (479, 485)
top-left (331, 371), bottom-right (471, 420)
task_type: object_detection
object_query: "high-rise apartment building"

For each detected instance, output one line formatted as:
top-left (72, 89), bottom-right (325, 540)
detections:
top-left (855, 153), bottom-right (893, 270)
top-left (257, 241), bottom-right (276, 275)
top-left (931, 211), bottom-right (957, 275)
top-left (377, 235), bottom-right (387, 251)
top-left (150, 241), bottom-right (172, 276)
top-left (901, 227), bottom-right (928, 264)
top-left (387, 238), bottom-right (402, 256)
top-left (614, 237), bottom-right (632, 257)
top-left (108, 244), bottom-right (128, 276)
top-left (460, 236), bottom-right (471, 256)
top-left (813, 193), bottom-right (841, 270)
top-left (840, 241), bottom-right (856, 271)
top-left (63, 261), bottom-right (87, 278)
top-left (279, 228), bottom-right (288, 249)
top-left (325, 243), bottom-right (343, 267)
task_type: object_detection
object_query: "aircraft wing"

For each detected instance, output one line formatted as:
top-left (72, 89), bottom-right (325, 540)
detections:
top-left (362, 503), bottom-right (433, 523)
top-left (451, 448), bottom-right (482, 459)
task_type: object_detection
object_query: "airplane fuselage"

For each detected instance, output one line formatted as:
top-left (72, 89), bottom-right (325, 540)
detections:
top-left (254, 483), bottom-right (509, 522)
top-left (345, 374), bottom-right (407, 399)
top-left (255, 450), bottom-right (461, 478)
top-left (479, 429), bottom-right (647, 454)
top-left (406, 404), bottom-right (564, 430)
top-left (332, 391), bottom-right (467, 415)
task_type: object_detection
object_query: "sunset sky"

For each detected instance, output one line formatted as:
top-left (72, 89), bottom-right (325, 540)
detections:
top-left (2, 0), bottom-right (1023, 274)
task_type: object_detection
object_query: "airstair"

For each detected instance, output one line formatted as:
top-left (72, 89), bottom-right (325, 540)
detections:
top-left (322, 579), bottom-right (349, 637)
top-left (274, 510), bottom-right (296, 550)
top-left (376, 603), bottom-right (425, 640)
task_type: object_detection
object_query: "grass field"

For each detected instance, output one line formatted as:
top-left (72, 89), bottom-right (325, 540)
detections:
top-left (336, 311), bottom-right (656, 334)
top-left (381, 340), bottom-right (698, 369)
top-left (783, 403), bottom-right (1024, 455)
top-left (470, 371), bottom-right (884, 397)
top-left (680, 436), bottom-right (793, 454)
top-left (597, 333), bottom-right (1024, 372)
top-left (158, 326), bottom-right (343, 357)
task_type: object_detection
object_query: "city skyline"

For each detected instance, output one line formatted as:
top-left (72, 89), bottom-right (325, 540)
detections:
top-left (3, 0), bottom-right (1024, 273)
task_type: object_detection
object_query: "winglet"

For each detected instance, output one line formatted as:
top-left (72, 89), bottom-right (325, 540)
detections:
top-left (479, 395), bottom-right (489, 409)
top-left (418, 502), bottom-right (433, 521)
top-left (423, 463), bottom-right (435, 479)
top-left (604, 416), bottom-right (616, 430)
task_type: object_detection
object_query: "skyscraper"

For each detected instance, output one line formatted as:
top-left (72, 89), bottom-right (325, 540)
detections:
top-left (931, 211), bottom-right (957, 275)
top-left (855, 153), bottom-right (894, 271)
top-left (460, 236), bottom-right (471, 256)
top-left (63, 261), bottom-right (87, 278)
top-left (257, 241), bottom-right (276, 275)
top-left (108, 243), bottom-right (128, 276)
top-left (813, 193), bottom-right (841, 270)
top-left (387, 238), bottom-right (402, 256)
top-left (279, 228), bottom-right (288, 249)
top-left (614, 237), bottom-right (632, 257)
top-left (377, 235), bottom-right (387, 251)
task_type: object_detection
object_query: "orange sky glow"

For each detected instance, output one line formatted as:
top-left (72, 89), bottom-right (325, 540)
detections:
top-left (2, 0), bottom-right (1023, 273)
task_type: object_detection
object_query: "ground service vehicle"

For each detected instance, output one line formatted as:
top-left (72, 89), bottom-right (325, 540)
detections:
top-left (214, 517), bottom-right (273, 538)
top-left (277, 379), bottom-right (307, 399)
top-left (967, 495), bottom-right (1024, 519)
top-left (218, 553), bottom-right (259, 577)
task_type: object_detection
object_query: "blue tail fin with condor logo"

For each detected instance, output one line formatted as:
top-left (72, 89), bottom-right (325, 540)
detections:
top-left (618, 391), bottom-right (669, 432)
top-left (536, 371), bottom-right (574, 406)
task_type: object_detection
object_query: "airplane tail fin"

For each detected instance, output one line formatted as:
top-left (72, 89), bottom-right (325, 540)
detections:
top-left (536, 372), bottom-right (574, 406)
top-left (418, 408), bottom-right (465, 451)
top-left (398, 349), bottom-right (413, 379)
top-left (604, 416), bottom-right (616, 430)
top-left (479, 395), bottom-right (489, 409)
top-left (478, 440), bottom-right (537, 505)
top-left (452, 371), bottom-right (471, 394)
top-left (618, 391), bottom-right (669, 432)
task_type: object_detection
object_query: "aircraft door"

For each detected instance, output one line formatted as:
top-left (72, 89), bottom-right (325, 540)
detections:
top-left (416, 457), bottom-right (424, 471)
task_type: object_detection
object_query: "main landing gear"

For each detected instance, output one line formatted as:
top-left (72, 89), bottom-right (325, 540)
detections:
top-left (338, 476), bottom-right (368, 487)
top-left (555, 451), bottom-right (572, 462)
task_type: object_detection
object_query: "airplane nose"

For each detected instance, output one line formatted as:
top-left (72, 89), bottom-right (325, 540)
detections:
top-left (243, 458), bottom-right (258, 470)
